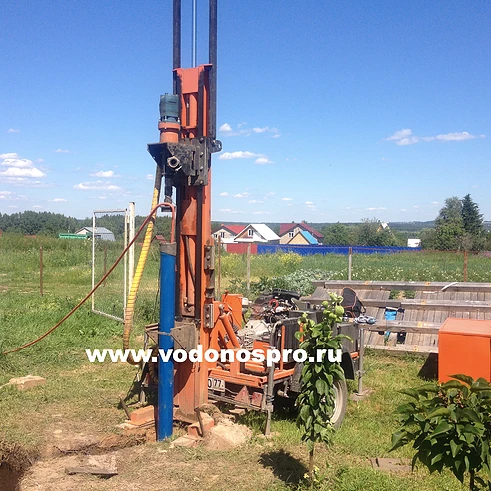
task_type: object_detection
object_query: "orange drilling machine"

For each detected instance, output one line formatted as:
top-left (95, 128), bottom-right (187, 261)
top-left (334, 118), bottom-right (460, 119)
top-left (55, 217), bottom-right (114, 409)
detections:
top-left (135, 0), bottom-right (361, 439)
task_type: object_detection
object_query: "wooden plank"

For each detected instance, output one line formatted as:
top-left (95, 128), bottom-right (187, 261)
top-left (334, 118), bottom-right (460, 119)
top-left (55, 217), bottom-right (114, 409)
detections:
top-left (66, 467), bottom-right (118, 477)
top-left (366, 325), bottom-right (440, 334)
top-left (360, 298), bottom-right (491, 311)
top-left (313, 280), bottom-right (491, 293)
top-left (423, 303), bottom-right (436, 347)
top-left (411, 291), bottom-right (425, 347)
top-left (477, 292), bottom-right (486, 320)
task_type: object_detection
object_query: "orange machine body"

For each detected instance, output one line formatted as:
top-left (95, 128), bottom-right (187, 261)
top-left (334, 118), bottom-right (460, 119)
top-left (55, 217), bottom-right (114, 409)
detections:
top-left (171, 65), bottom-right (215, 418)
top-left (438, 318), bottom-right (491, 383)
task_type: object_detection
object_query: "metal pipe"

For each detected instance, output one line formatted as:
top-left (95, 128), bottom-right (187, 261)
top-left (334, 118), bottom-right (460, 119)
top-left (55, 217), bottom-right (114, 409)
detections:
top-left (357, 326), bottom-right (365, 395)
top-left (173, 0), bottom-right (181, 70)
top-left (158, 242), bottom-right (177, 440)
top-left (348, 246), bottom-right (352, 281)
top-left (265, 357), bottom-right (275, 436)
top-left (208, 0), bottom-right (217, 138)
top-left (173, 0), bottom-right (181, 95)
top-left (91, 212), bottom-right (96, 311)
top-left (39, 246), bottom-right (43, 297)
top-left (192, 0), bottom-right (197, 67)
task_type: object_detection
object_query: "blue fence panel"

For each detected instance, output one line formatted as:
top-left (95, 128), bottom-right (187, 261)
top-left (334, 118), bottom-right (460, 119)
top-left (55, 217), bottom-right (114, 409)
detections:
top-left (256, 244), bottom-right (421, 256)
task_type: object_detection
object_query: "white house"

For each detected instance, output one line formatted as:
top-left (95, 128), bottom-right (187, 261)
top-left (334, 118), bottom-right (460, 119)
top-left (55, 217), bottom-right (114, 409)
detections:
top-left (212, 224), bottom-right (245, 244)
top-left (75, 227), bottom-right (115, 241)
top-left (407, 238), bottom-right (421, 248)
top-left (234, 224), bottom-right (280, 243)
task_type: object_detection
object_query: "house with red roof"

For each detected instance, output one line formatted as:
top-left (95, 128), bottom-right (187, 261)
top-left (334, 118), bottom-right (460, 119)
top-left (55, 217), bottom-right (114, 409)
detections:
top-left (279, 221), bottom-right (324, 244)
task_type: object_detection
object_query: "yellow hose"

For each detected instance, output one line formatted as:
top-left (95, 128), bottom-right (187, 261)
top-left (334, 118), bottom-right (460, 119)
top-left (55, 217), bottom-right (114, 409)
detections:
top-left (123, 170), bottom-right (162, 365)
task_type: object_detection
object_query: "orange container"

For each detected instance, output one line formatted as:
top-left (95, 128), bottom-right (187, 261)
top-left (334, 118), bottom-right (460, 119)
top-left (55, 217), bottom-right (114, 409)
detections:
top-left (438, 318), bottom-right (491, 383)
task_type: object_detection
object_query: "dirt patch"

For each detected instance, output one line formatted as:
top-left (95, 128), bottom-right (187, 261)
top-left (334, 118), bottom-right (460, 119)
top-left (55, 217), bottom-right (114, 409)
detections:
top-left (0, 441), bottom-right (37, 491)
top-left (204, 420), bottom-right (252, 450)
top-left (41, 429), bottom-right (146, 458)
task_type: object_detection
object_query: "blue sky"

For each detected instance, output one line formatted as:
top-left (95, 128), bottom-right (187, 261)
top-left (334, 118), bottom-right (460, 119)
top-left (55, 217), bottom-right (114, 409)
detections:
top-left (1, 1), bottom-right (490, 224)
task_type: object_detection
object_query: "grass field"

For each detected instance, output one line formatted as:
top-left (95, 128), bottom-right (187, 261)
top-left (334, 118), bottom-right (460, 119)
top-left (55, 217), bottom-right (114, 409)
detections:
top-left (0, 233), bottom-right (484, 489)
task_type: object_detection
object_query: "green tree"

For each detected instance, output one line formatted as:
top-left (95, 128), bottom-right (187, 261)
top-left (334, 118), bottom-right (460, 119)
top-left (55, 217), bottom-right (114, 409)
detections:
top-left (354, 218), bottom-right (397, 246)
top-left (295, 293), bottom-right (347, 481)
top-left (391, 375), bottom-right (491, 490)
top-left (430, 195), bottom-right (487, 251)
top-left (321, 222), bottom-right (352, 245)
top-left (433, 197), bottom-right (465, 250)
top-left (461, 194), bottom-right (485, 251)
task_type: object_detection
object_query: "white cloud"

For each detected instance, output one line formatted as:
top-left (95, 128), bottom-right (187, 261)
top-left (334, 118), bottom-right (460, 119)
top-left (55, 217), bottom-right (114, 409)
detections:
top-left (255, 157), bottom-right (274, 165)
top-left (385, 128), bottom-right (412, 141)
top-left (265, 192), bottom-right (275, 197)
top-left (252, 211), bottom-right (271, 215)
top-left (7, 129), bottom-right (20, 133)
top-left (32, 205), bottom-right (43, 209)
top-left (281, 197), bottom-right (293, 201)
top-left (305, 201), bottom-right (314, 205)
top-left (99, 196), bottom-right (107, 200)
top-left (248, 199), bottom-right (264, 204)
top-left (73, 181), bottom-right (122, 191)
top-left (233, 192), bottom-right (250, 198)
top-left (219, 123), bottom-right (280, 138)
top-left (219, 123), bottom-right (232, 132)
top-left (91, 170), bottom-right (115, 178)
top-left (400, 208), bottom-right (407, 212)
top-left (0, 167), bottom-right (45, 178)
top-left (434, 132), bottom-right (484, 142)
top-left (219, 151), bottom-right (261, 160)
top-left (52, 198), bottom-right (67, 202)
top-left (0, 153), bottom-right (47, 182)
top-left (54, 148), bottom-right (69, 153)
top-left (146, 174), bottom-right (153, 180)
top-left (0, 191), bottom-right (12, 199)
top-left (366, 207), bottom-right (386, 211)
top-left (252, 126), bottom-right (280, 138)
top-left (8, 205), bottom-right (18, 208)
top-left (218, 208), bottom-right (245, 214)
top-left (430, 201), bottom-right (439, 205)
top-left (385, 128), bottom-right (485, 146)
top-left (220, 192), bottom-right (229, 197)
top-left (0, 153), bottom-right (34, 169)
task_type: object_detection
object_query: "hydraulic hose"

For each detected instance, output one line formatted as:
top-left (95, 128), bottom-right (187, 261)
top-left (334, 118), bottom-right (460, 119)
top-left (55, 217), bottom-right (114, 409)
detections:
top-left (122, 166), bottom-right (163, 365)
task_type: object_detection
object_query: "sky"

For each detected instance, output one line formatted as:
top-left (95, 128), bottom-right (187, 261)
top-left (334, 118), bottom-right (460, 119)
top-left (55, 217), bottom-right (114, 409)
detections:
top-left (1, 1), bottom-right (490, 224)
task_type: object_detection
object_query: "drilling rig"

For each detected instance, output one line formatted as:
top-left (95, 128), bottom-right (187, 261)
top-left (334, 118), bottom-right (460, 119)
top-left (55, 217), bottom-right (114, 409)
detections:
top-left (131, 0), bottom-right (361, 439)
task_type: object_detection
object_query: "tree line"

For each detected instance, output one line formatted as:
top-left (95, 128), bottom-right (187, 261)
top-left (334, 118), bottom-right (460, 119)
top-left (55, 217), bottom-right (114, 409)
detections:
top-left (0, 211), bottom-right (173, 241)
top-left (1, 195), bottom-right (487, 250)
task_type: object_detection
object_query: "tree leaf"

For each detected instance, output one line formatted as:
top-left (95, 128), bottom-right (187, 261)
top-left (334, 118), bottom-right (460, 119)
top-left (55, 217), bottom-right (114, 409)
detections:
top-left (450, 439), bottom-right (461, 458)
top-left (441, 380), bottom-right (465, 390)
top-left (450, 374), bottom-right (474, 386)
top-left (315, 378), bottom-right (329, 396)
top-left (430, 421), bottom-right (452, 438)
top-left (400, 388), bottom-right (420, 400)
top-left (389, 430), bottom-right (408, 452)
top-left (427, 407), bottom-right (451, 419)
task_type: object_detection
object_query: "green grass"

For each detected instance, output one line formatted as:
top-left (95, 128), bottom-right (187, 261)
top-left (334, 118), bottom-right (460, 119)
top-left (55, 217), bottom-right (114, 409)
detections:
top-left (220, 250), bottom-right (491, 284)
top-left (0, 233), bottom-right (483, 489)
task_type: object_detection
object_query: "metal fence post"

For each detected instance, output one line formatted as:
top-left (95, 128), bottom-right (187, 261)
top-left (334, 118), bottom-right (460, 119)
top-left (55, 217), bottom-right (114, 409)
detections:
top-left (348, 246), bottom-right (352, 281)
top-left (39, 246), bottom-right (43, 296)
